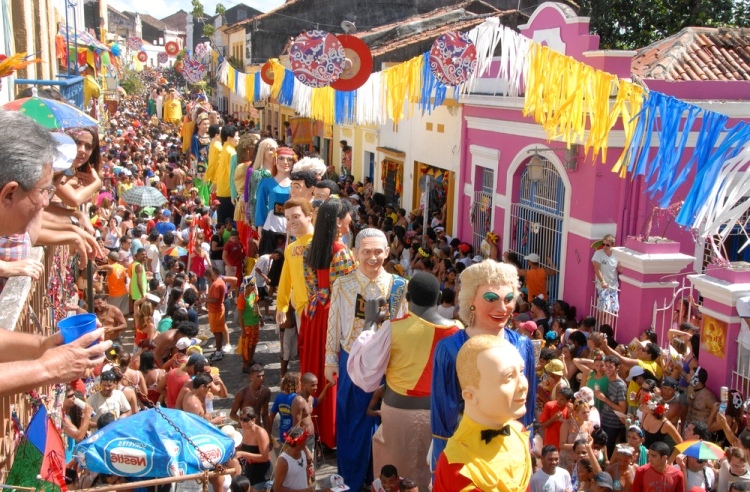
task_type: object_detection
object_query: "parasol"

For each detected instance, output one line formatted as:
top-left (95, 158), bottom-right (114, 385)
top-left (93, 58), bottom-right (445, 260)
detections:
top-left (165, 246), bottom-right (188, 257)
top-left (121, 186), bottom-right (168, 207)
top-left (3, 95), bottom-right (98, 129)
top-left (673, 440), bottom-right (725, 460)
top-left (74, 408), bottom-right (235, 478)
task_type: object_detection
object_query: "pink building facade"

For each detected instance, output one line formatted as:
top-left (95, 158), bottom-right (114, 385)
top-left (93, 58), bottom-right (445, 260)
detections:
top-left (457, 2), bottom-right (750, 393)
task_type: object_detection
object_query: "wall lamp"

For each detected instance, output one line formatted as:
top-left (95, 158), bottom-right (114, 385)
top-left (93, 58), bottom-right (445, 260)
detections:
top-left (525, 144), bottom-right (580, 182)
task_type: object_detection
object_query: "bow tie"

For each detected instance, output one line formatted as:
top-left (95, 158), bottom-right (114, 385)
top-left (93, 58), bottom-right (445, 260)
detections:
top-left (480, 425), bottom-right (511, 444)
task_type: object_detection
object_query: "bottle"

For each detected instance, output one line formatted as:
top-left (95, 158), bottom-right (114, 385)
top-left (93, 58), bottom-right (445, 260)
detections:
top-left (73, 398), bottom-right (86, 410)
top-left (719, 386), bottom-right (729, 415)
top-left (205, 393), bottom-right (214, 415)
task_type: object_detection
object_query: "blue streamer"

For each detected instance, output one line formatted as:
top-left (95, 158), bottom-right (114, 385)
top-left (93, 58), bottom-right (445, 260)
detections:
top-left (419, 51), bottom-right (448, 115)
top-left (334, 90), bottom-right (355, 125)
top-left (677, 120), bottom-right (750, 226)
top-left (660, 110), bottom-right (728, 208)
top-left (254, 73), bottom-right (260, 101)
top-left (234, 70), bottom-right (239, 94)
top-left (278, 69), bottom-right (295, 107)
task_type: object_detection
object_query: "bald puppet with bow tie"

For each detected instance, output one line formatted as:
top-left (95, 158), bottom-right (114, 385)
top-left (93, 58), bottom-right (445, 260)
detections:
top-left (433, 335), bottom-right (532, 492)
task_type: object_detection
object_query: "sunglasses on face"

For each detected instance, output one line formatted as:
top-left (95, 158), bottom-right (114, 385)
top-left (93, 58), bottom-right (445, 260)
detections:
top-left (602, 243), bottom-right (613, 247)
top-left (66, 393), bottom-right (75, 399)
top-left (240, 417), bottom-right (252, 423)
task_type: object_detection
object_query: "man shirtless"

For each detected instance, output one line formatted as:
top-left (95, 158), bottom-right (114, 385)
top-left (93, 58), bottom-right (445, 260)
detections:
top-left (93, 294), bottom-right (127, 341)
top-left (230, 363), bottom-right (272, 432)
top-left (175, 359), bottom-right (228, 410)
top-left (153, 321), bottom-right (200, 364)
top-left (291, 372), bottom-right (333, 458)
top-left (182, 372), bottom-right (224, 424)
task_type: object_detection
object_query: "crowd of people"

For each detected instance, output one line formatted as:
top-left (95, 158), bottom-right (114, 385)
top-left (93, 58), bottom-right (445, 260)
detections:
top-left (0, 66), bottom-right (748, 492)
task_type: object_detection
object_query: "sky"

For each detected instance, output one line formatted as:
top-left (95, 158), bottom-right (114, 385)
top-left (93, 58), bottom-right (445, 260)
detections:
top-left (107, 0), bottom-right (285, 19)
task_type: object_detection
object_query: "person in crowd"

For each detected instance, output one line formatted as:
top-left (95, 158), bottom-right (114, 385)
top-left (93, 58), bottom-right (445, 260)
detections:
top-left (273, 427), bottom-right (313, 492)
top-left (596, 356), bottom-right (627, 457)
top-left (631, 442), bottom-right (684, 492)
top-left (87, 370), bottom-right (132, 427)
top-left (235, 406), bottom-right (273, 492)
top-left (530, 445), bottom-right (573, 492)
top-left (92, 293), bottom-right (127, 341)
top-left (291, 372), bottom-right (333, 470)
top-left (592, 234), bottom-right (621, 313)
top-left (231, 363), bottom-right (272, 432)
top-left (560, 400), bottom-right (595, 474)
top-left (517, 253), bottom-right (556, 300)
top-left (717, 447), bottom-right (750, 492)
top-left (207, 124), bottom-right (239, 224)
top-left (237, 275), bottom-right (264, 372)
top-left (269, 372), bottom-right (300, 442)
top-left (540, 387), bottom-right (575, 450)
top-left (325, 228), bottom-right (408, 492)
top-left (684, 366), bottom-right (717, 430)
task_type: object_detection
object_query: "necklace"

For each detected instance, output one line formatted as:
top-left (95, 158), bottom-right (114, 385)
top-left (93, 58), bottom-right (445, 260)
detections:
top-left (249, 386), bottom-right (263, 400)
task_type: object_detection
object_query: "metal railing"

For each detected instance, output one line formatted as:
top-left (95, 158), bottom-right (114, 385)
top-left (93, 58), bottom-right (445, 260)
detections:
top-left (14, 75), bottom-right (85, 109)
top-left (588, 291), bottom-right (619, 338)
top-left (0, 246), bottom-right (59, 479)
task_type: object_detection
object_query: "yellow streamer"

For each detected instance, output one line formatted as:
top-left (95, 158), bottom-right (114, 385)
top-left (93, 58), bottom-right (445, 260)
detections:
top-left (227, 65), bottom-right (235, 93)
top-left (270, 58), bottom-right (285, 100)
top-left (245, 72), bottom-right (255, 103)
top-left (610, 80), bottom-right (645, 176)
top-left (584, 70), bottom-right (617, 162)
top-left (384, 56), bottom-right (422, 124)
top-left (310, 86), bottom-right (335, 126)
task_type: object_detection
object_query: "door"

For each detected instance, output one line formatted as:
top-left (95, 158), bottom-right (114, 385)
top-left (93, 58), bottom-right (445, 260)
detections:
top-left (509, 155), bottom-right (565, 302)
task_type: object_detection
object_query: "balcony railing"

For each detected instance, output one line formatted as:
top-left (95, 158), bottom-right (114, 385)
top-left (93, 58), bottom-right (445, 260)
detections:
top-left (0, 246), bottom-right (64, 480)
top-left (13, 75), bottom-right (85, 109)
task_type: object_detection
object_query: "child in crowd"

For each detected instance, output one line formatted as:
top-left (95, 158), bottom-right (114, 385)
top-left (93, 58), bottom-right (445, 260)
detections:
top-left (270, 372), bottom-right (300, 443)
top-left (291, 372), bottom-right (333, 468)
top-left (237, 275), bottom-right (263, 372)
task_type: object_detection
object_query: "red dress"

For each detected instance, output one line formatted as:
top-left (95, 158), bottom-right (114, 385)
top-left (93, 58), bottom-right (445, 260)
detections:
top-left (299, 241), bottom-right (357, 448)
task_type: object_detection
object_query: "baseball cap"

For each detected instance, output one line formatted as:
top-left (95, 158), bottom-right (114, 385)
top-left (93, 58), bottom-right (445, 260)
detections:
top-left (185, 353), bottom-right (208, 367)
top-left (525, 253), bottom-right (540, 263)
top-left (175, 337), bottom-right (192, 351)
top-left (326, 474), bottom-right (350, 492)
top-left (145, 293), bottom-right (161, 304)
top-left (594, 472), bottom-right (614, 490)
top-left (626, 365), bottom-right (645, 382)
top-left (662, 376), bottom-right (680, 389)
top-left (575, 387), bottom-right (595, 406)
top-left (738, 296), bottom-right (750, 318)
top-left (162, 209), bottom-right (172, 217)
top-left (545, 359), bottom-right (564, 376)
top-left (52, 133), bottom-right (77, 175)
top-left (519, 320), bottom-right (538, 334)
top-left (515, 312), bottom-right (532, 323)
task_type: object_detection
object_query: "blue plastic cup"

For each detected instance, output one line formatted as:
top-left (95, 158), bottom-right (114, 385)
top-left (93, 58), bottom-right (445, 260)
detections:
top-left (58, 313), bottom-right (98, 345)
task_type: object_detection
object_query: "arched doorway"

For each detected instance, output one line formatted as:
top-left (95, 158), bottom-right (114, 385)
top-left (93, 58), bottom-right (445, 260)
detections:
top-left (509, 154), bottom-right (567, 302)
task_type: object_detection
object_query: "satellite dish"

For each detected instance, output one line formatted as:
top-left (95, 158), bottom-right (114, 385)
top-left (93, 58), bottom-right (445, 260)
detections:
top-left (341, 20), bottom-right (356, 34)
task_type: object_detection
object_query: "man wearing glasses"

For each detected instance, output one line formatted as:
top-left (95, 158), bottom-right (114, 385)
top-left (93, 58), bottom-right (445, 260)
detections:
top-left (592, 234), bottom-right (622, 313)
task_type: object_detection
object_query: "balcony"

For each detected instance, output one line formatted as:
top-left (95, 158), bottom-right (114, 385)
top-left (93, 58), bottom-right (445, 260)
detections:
top-left (13, 75), bottom-right (85, 109)
top-left (0, 246), bottom-right (65, 479)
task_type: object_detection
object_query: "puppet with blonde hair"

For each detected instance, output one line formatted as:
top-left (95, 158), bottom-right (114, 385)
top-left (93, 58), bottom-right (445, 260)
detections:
top-left (244, 137), bottom-right (278, 226)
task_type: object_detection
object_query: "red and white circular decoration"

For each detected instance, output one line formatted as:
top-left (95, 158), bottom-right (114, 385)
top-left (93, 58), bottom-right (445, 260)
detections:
top-left (289, 30), bottom-right (346, 88)
top-left (157, 52), bottom-right (169, 64)
top-left (428, 31), bottom-right (478, 86)
top-left (165, 41), bottom-right (179, 57)
top-left (127, 36), bottom-right (143, 51)
top-left (137, 51), bottom-right (148, 63)
top-left (330, 34), bottom-right (373, 92)
top-left (260, 61), bottom-right (274, 85)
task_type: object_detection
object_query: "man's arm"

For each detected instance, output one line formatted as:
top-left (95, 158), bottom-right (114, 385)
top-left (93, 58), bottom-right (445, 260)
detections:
top-left (290, 395), bottom-right (304, 427)
top-left (595, 383), bottom-right (627, 413)
top-left (0, 329), bottom-right (111, 398)
top-left (118, 392), bottom-right (133, 418)
top-left (229, 390), bottom-right (243, 422)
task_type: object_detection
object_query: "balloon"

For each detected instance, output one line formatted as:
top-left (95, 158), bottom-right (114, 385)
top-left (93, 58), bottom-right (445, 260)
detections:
top-left (101, 52), bottom-right (110, 66)
top-left (110, 43), bottom-right (121, 57)
top-left (77, 50), bottom-right (87, 66)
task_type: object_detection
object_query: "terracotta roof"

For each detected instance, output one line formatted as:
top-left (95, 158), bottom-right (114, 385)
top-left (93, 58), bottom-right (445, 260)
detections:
top-left (631, 26), bottom-right (750, 81)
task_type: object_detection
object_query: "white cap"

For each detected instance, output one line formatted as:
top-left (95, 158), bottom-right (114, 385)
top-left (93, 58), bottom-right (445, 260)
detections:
top-left (738, 296), bottom-right (750, 318)
top-left (472, 255), bottom-right (484, 263)
top-left (326, 474), bottom-right (350, 492)
top-left (52, 133), bottom-right (77, 174)
top-left (575, 387), bottom-right (595, 406)
top-left (175, 337), bottom-right (192, 351)
top-left (626, 365), bottom-right (645, 382)
top-left (525, 253), bottom-right (540, 263)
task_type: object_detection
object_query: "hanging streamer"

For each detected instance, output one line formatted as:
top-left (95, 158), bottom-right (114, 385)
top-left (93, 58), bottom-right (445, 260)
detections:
top-left (420, 51), bottom-right (447, 115)
top-left (334, 90), bottom-right (355, 125)
top-left (310, 86), bottom-right (335, 126)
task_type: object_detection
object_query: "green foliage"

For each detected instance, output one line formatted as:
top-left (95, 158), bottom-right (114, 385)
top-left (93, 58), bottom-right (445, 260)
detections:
top-left (227, 56), bottom-right (244, 71)
top-left (578, 0), bottom-right (750, 49)
top-left (191, 0), bottom-right (204, 20)
top-left (203, 24), bottom-right (216, 38)
top-left (119, 69), bottom-right (145, 96)
top-left (215, 3), bottom-right (226, 16)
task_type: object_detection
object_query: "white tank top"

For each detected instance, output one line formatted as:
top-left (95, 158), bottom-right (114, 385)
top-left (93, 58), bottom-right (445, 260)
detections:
top-left (279, 451), bottom-right (308, 489)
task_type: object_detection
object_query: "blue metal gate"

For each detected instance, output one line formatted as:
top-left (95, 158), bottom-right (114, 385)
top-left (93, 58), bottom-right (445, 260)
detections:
top-left (509, 156), bottom-right (565, 302)
top-left (472, 167), bottom-right (494, 253)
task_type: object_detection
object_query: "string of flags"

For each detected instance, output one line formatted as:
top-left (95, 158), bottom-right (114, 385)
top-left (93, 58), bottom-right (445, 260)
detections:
top-left (215, 18), bottom-right (750, 242)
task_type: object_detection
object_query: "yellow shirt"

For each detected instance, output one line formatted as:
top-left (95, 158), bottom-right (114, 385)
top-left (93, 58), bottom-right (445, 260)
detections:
top-left (205, 140), bottom-right (223, 184)
top-left (212, 141), bottom-right (236, 198)
top-left (83, 75), bottom-right (100, 108)
top-left (163, 98), bottom-right (182, 124)
top-left (277, 233), bottom-right (313, 314)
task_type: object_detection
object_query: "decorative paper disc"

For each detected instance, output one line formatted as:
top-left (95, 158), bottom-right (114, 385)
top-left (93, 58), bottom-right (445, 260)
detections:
top-left (127, 36), bottom-right (143, 51)
top-left (165, 41), bottom-right (179, 57)
top-left (260, 61), bottom-right (274, 85)
top-left (428, 31), bottom-right (478, 86)
top-left (137, 51), bottom-right (148, 63)
top-left (194, 42), bottom-right (208, 59)
top-left (289, 30), bottom-right (346, 88)
top-left (157, 52), bottom-right (169, 64)
top-left (330, 34), bottom-right (372, 92)
top-left (182, 59), bottom-right (206, 84)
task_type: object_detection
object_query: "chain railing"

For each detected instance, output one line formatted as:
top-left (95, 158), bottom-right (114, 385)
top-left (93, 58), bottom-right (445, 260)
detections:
top-left (0, 246), bottom-right (57, 479)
